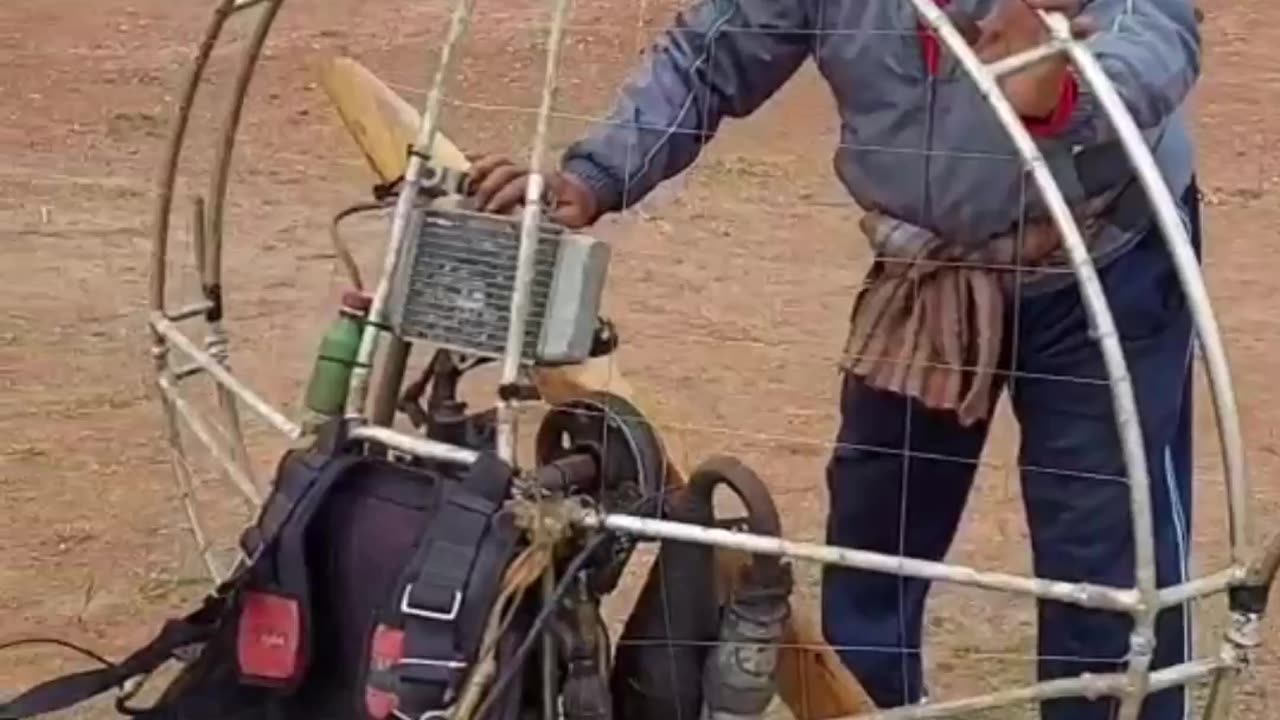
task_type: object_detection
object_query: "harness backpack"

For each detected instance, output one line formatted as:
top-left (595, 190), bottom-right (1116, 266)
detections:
top-left (0, 422), bottom-right (533, 720)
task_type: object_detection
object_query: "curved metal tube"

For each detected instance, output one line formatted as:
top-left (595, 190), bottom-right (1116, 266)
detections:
top-left (1055, 15), bottom-right (1252, 717)
top-left (909, 7), bottom-right (1263, 717)
top-left (148, 0), bottom-right (288, 581)
top-left (1245, 528), bottom-right (1280, 590)
top-left (147, 0), bottom-right (250, 586)
top-left (204, 0), bottom-right (286, 287)
top-left (149, 0), bottom-right (241, 312)
top-left (686, 455), bottom-right (784, 539)
top-left (347, 424), bottom-right (480, 466)
top-left (199, 1), bottom-right (286, 496)
top-left (1061, 35), bottom-right (1250, 565)
top-left (579, 508), bottom-right (1140, 612)
top-left (906, 7), bottom-right (1158, 716)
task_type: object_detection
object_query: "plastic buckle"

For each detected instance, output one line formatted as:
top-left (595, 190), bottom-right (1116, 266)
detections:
top-left (400, 585), bottom-right (462, 621)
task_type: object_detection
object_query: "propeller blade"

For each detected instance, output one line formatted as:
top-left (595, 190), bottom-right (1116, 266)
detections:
top-left (318, 55), bottom-right (471, 180)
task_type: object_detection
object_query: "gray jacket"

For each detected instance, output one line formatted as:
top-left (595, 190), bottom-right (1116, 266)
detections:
top-left (561, 0), bottom-right (1200, 285)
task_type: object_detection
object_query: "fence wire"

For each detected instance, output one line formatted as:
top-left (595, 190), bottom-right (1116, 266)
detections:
top-left (130, 1), bottom-right (1280, 720)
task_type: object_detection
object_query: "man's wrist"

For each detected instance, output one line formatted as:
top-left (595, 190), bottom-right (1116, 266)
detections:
top-left (561, 156), bottom-right (623, 216)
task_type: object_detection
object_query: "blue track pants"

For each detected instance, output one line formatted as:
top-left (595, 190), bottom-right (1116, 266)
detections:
top-left (822, 183), bottom-right (1201, 720)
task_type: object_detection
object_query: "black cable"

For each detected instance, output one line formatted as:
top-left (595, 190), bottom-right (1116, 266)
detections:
top-left (0, 637), bottom-right (115, 670)
top-left (329, 199), bottom-right (396, 291)
top-left (473, 533), bottom-right (610, 720)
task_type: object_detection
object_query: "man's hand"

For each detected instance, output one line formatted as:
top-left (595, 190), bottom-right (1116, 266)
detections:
top-left (465, 155), bottom-right (600, 230)
top-left (973, 0), bottom-right (1097, 118)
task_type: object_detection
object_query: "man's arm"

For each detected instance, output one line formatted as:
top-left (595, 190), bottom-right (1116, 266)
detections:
top-left (562, 0), bottom-right (813, 215)
top-left (1058, 0), bottom-right (1202, 144)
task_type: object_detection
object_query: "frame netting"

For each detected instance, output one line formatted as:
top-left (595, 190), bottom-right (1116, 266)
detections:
top-left (142, 1), bottom-right (1279, 719)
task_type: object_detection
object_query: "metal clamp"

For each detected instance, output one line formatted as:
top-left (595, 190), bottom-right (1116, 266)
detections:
top-left (396, 657), bottom-right (469, 670)
top-left (392, 706), bottom-right (457, 720)
top-left (400, 585), bottom-right (463, 621)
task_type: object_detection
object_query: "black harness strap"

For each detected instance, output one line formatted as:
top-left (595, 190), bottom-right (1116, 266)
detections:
top-left (383, 453), bottom-right (516, 717)
top-left (5, 434), bottom-right (523, 720)
top-left (0, 444), bottom-right (365, 719)
top-left (393, 486), bottom-right (496, 712)
top-left (242, 446), bottom-right (361, 560)
top-left (0, 597), bottom-right (227, 720)
top-left (459, 452), bottom-right (514, 507)
top-left (236, 452), bottom-right (376, 692)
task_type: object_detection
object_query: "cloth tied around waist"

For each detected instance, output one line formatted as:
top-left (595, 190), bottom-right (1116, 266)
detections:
top-left (841, 207), bottom-right (1103, 427)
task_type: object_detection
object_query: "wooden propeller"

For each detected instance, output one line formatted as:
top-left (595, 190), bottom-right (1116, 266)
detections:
top-left (320, 56), bottom-right (471, 179)
top-left (317, 54), bottom-right (872, 719)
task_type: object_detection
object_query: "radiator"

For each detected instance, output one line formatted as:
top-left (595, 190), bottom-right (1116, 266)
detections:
top-left (387, 207), bottom-right (610, 365)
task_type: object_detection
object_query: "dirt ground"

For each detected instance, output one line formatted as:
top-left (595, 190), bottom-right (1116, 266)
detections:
top-left (1, 0), bottom-right (1277, 717)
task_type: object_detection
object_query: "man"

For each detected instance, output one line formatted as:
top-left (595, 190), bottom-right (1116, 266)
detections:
top-left (467, 1), bottom-right (1202, 718)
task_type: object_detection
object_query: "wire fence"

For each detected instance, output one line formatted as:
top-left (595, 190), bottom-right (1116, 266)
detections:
top-left (8, 0), bottom-right (1277, 718)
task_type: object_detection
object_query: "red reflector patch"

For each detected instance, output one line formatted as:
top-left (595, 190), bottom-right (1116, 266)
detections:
top-left (366, 687), bottom-right (398, 720)
top-left (365, 624), bottom-right (405, 718)
top-left (370, 624), bottom-right (405, 671)
top-left (236, 591), bottom-right (302, 683)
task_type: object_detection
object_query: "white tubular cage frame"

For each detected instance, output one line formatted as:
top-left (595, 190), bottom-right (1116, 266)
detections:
top-left (147, 1), bottom-right (1280, 719)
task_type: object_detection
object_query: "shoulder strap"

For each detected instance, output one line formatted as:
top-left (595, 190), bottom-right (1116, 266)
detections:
top-left (0, 596), bottom-right (227, 720)
top-left (391, 483), bottom-right (498, 712)
top-left (0, 446), bottom-right (357, 718)
top-left (235, 451), bottom-right (372, 692)
top-left (366, 453), bottom-right (519, 719)
top-left (240, 445), bottom-right (363, 560)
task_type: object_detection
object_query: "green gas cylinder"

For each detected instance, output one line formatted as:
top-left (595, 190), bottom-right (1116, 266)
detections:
top-left (301, 290), bottom-right (372, 426)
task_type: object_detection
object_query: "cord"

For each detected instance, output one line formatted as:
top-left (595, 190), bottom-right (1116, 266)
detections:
top-left (329, 199), bottom-right (396, 291)
top-left (0, 637), bottom-right (115, 670)
top-left (471, 533), bottom-right (609, 720)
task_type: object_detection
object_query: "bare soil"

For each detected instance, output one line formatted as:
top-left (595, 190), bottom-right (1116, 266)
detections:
top-left (1, 0), bottom-right (1277, 717)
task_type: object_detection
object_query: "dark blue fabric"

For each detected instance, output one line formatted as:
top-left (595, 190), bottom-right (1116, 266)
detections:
top-left (821, 183), bottom-right (1201, 720)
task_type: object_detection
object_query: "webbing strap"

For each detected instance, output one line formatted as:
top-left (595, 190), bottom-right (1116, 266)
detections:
top-left (394, 487), bottom-right (495, 712)
top-left (0, 597), bottom-right (226, 720)
top-left (240, 451), bottom-right (362, 561)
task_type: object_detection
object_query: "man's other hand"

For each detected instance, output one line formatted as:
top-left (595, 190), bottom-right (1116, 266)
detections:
top-left (974, 0), bottom-right (1097, 118)
top-left (465, 155), bottom-right (600, 230)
